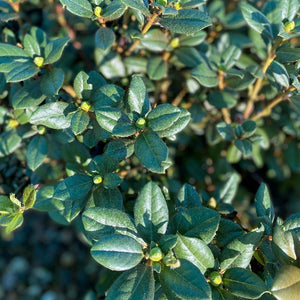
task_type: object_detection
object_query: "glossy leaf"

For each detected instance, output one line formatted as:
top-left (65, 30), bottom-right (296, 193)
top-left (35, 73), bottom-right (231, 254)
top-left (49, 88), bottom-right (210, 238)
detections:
top-left (106, 264), bottom-right (154, 300)
top-left (223, 268), bottom-right (267, 299)
top-left (134, 131), bottom-right (168, 173)
top-left (91, 234), bottom-right (144, 271)
top-left (26, 135), bottom-right (48, 171)
top-left (159, 260), bottom-right (212, 300)
top-left (44, 37), bottom-right (70, 64)
top-left (174, 234), bottom-right (214, 273)
top-left (60, 0), bottom-right (93, 18)
top-left (134, 182), bottom-right (168, 243)
top-left (40, 68), bottom-right (64, 96)
top-left (95, 27), bottom-right (116, 51)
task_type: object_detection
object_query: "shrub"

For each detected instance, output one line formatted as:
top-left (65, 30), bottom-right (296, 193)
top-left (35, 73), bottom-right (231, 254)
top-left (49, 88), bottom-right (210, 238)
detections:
top-left (1, 0), bottom-right (300, 299)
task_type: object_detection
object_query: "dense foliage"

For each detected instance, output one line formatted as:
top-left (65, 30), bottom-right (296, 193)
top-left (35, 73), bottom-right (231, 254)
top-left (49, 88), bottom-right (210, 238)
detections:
top-left (1, 0), bottom-right (300, 299)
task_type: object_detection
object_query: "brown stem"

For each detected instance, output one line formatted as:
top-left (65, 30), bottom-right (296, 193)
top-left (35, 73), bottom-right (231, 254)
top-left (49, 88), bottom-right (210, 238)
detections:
top-left (125, 12), bottom-right (160, 56)
top-left (172, 88), bottom-right (187, 106)
top-left (244, 37), bottom-right (283, 119)
top-left (251, 86), bottom-right (296, 121)
top-left (218, 70), bottom-right (232, 124)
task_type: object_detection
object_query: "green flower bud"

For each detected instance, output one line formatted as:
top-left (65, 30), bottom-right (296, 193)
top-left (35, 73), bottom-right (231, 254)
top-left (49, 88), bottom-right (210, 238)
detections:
top-left (284, 20), bottom-right (295, 33)
top-left (94, 6), bottom-right (102, 17)
top-left (37, 125), bottom-right (46, 135)
top-left (93, 175), bottom-right (103, 184)
top-left (135, 118), bottom-right (146, 129)
top-left (209, 271), bottom-right (222, 287)
top-left (33, 56), bottom-right (44, 67)
top-left (149, 247), bottom-right (163, 262)
top-left (80, 101), bottom-right (92, 112)
top-left (174, 2), bottom-right (181, 10)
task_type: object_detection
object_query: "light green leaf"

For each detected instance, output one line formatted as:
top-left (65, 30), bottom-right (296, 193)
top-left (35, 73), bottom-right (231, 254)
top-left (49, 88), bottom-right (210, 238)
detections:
top-left (30, 102), bottom-right (71, 129)
top-left (121, 0), bottom-right (150, 16)
top-left (134, 131), bottom-right (168, 173)
top-left (159, 9), bottom-right (211, 34)
top-left (174, 234), bottom-right (214, 273)
top-left (128, 75), bottom-right (150, 115)
top-left (91, 234), bottom-right (144, 271)
top-left (22, 185), bottom-right (36, 209)
top-left (268, 61), bottom-right (289, 87)
top-left (101, 0), bottom-right (126, 21)
top-left (0, 131), bottom-right (22, 157)
top-left (23, 34), bottom-right (40, 57)
top-left (60, 0), bottom-right (93, 18)
top-left (82, 207), bottom-right (140, 242)
top-left (71, 110), bottom-right (90, 135)
top-left (134, 181), bottom-right (169, 243)
top-left (140, 29), bottom-right (169, 52)
top-left (208, 92), bottom-right (237, 109)
top-left (271, 265), bottom-right (300, 300)
top-left (6, 61), bottom-right (39, 82)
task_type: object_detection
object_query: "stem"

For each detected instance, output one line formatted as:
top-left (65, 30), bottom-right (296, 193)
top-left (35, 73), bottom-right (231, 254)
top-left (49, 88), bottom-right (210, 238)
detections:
top-left (125, 12), bottom-right (160, 56)
top-left (172, 88), bottom-right (187, 106)
top-left (251, 86), bottom-right (296, 121)
top-left (218, 70), bottom-right (232, 124)
top-left (244, 37), bottom-right (283, 119)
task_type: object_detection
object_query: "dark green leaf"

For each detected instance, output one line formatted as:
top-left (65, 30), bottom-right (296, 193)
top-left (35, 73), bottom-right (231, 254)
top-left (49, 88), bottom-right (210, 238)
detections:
top-left (176, 183), bottom-right (202, 208)
top-left (95, 27), bottom-right (116, 51)
top-left (223, 268), bottom-right (267, 299)
top-left (91, 234), bottom-right (144, 271)
top-left (107, 265), bottom-right (154, 300)
top-left (103, 173), bottom-right (122, 189)
top-left (268, 61), bottom-right (289, 87)
top-left (40, 68), bottom-right (64, 96)
top-left (172, 207), bottom-right (220, 243)
top-left (220, 226), bottom-right (264, 271)
top-left (241, 3), bottom-right (273, 39)
top-left (92, 186), bottom-right (123, 210)
top-left (191, 62), bottom-right (219, 87)
top-left (6, 61), bottom-right (39, 83)
top-left (147, 57), bottom-right (167, 80)
top-left (134, 131), bottom-right (168, 173)
top-left (134, 181), bottom-right (168, 243)
top-left (44, 37), bottom-right (70, 64)
top-left (159, 260), bottom-right (212, 300)
top-left (276, 47), bottom-right (300, 63)
top-left (255, 183), bottom-right (275, 223)
top-left (140, 29), bottom-right (169, 52)
top-left (26, 135), bottom-right (48, 171)
top-left (234, 139), bottom-right (252, 157)
top-left (147, 104), bottom-right (181, 132)
top-left (101, 0), bottom-right (126, 21)
top-left (216, 122), bottom-right (235, 141)
top-left (208, 91), bottom-right (237, 109)
top-left (0, 131), bottom-right (22, 157)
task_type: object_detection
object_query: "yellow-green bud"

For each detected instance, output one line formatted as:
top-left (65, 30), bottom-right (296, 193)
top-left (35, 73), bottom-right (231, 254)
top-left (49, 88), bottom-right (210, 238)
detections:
top-left (174, 2), bottom-right (181, 10)
top-left (170, 37), bottom-right (180, 48)
top-left (149, 247), bottom-right (163, 262)
top-left (8, 119), bottom-right (19, 129)
top-left (93, 175), bottom-right (103, 184)
top-left (208, 197), bottom-right (217, 209)
top-left (33, 56), bottom-right (44, 67)
top-left (209, 271), bottom-right (222, 287)
top-left (80, 101), bottom-right (92, 112)
top-left (284, 20), bottom-right (295, 33)
top-left (135, 118), bottom-right (146, 129)
top-left (94, 6), bottom-right (102, 17)
top-left (37, 125), bottom-right (46, 135)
